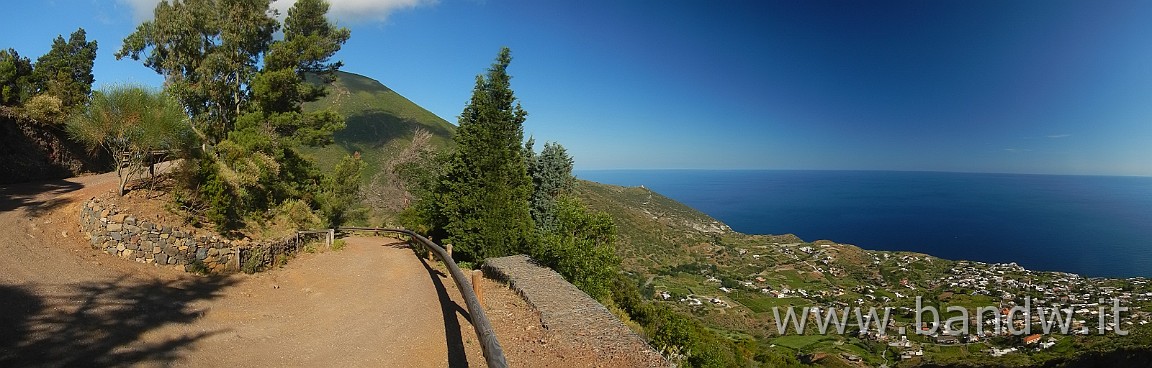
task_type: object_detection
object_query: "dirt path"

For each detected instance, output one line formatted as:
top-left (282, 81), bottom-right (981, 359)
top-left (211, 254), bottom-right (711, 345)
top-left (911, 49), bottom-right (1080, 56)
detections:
top-left (147, 237), bottom-right (483, 368)
top-left (0, 172), bottom-right (485, 367)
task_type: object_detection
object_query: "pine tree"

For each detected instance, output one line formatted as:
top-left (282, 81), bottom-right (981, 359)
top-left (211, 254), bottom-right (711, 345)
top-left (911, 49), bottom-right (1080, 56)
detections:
top-left (435, 47), bottom-right (534, 261)
top-left (0, 49), bottom-right (34, 106)
top-left (32, 28), bottom-right (97, 109)
top-left (527, 141), bottom-right (575, 232)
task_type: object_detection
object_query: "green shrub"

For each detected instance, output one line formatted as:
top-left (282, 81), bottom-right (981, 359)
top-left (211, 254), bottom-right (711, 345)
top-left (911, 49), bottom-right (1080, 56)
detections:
top-left (242, 247), bottom-right (265, 274)
top-left (456, 261), bottom-right (476, 270)
top-left (197, 159), bottom-right (241, 231)
top-left (185, 259), bottom-right (210, 275)
top-left (279, 199), bottom-right (323, 230)
top-left (318, 153), bottom-right (365, 228)
top-left (529, 196), bottom-right (618, 301)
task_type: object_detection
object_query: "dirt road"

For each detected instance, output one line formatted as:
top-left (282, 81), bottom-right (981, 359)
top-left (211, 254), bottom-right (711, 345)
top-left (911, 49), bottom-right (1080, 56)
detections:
top-left (0, 173), bottom-right (483, 367)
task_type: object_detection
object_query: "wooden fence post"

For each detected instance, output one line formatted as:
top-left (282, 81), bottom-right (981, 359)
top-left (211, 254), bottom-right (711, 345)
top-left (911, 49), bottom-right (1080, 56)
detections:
top-left (327, 229), bottom-right (334, 248)
top-left (446, 243), bottom-right (453, 259)
top-left (472, 269), bottom-right (484, 306)
top-left (232, 247), bottom-right (242, 272)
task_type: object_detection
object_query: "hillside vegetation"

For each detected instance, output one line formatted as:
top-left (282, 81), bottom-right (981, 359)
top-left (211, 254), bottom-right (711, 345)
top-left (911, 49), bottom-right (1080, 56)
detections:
top-left (575, 180), bottom-right (734, 272)
top-left (301, 71), bottom-right (455, 180)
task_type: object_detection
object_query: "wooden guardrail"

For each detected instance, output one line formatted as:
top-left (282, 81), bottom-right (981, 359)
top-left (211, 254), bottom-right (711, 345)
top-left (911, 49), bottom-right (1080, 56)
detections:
top-left (337, 227), bottom-right (507, 368)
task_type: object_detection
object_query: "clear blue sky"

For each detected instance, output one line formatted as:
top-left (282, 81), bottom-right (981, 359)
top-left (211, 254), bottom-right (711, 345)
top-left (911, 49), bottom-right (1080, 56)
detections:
top-left (3, 0), bottom-right (1151, 175)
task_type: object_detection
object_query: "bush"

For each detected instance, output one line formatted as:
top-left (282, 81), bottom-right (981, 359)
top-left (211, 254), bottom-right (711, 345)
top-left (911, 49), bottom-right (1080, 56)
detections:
top-left (22, 94), bottom-right (64, 125)
top-left (318, 153), bottom-right (365, 228)
top-left (197, 159), bottom-right (241, 231)
top-left (456, 261), bottom-right (476, 270)
top-left (279, 199), bottom-right (322, 230)
top-left (185, 259), bottom-right (210, 275)
top-left (397, 205), bottom-right (433, 234)
top-left (529, 196), bottom-right (618, 301)
top-left (242, 247), bottom-right (265, 274)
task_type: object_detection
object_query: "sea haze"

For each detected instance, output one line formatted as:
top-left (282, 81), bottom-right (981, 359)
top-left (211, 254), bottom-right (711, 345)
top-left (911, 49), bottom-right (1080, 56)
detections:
top-left (577, 170), bottom-right (1152, 278)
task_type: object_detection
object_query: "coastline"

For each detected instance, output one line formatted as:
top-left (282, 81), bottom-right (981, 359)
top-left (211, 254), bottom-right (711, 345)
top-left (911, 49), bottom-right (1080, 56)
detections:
top-left (577, 169), bottom-right (1152, 279)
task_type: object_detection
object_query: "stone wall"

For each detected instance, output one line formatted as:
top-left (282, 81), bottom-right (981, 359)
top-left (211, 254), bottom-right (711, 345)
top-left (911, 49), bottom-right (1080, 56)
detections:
top-left (79, 197), bottom-right (245, 273)
top-left (484, 255), bottom-right (670, 367)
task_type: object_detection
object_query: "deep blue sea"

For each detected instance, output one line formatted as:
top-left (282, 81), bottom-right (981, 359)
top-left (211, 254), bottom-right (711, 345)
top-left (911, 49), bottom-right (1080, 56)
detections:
top-left (576, 170), bottom-right (1152, 278)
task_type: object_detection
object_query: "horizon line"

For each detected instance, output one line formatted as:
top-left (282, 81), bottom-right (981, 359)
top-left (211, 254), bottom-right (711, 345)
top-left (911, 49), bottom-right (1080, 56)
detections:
top-left (574, 167), bottom-right (1152, 178)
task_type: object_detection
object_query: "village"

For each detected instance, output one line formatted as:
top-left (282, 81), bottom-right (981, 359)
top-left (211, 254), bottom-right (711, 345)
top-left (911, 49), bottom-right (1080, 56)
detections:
top-left (653, 239), bottom-right (1152, 362)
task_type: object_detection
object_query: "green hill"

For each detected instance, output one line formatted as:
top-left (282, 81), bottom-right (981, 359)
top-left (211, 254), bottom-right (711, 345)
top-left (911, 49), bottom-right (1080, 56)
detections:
top-left (301, 71), bottom-right (456, 179)
top-left (574, 179), bottom-right (736, 272)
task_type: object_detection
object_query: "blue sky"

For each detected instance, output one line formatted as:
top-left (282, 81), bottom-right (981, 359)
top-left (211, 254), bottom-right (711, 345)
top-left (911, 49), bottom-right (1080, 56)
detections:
top-left (3, 0), bottom-right (1151, 175)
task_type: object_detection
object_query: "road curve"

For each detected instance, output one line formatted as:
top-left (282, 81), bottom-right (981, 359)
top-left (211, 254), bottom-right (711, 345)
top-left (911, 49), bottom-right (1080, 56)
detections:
top-left (0, 172), bottom-right (482, 367)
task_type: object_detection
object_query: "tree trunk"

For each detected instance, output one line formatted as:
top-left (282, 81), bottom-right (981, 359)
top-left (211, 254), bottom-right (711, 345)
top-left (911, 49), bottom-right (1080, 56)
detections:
top-left (117, 164), bottom-right (127, 196)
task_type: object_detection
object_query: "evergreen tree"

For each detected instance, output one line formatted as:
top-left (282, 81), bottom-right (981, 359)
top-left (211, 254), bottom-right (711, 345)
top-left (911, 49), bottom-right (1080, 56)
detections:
top-left (32, 28), bottom-right (97, 109)
top-left (0, 49), bottom-right (34, 106)
top-left (117, 0), bottom-right (279, 143)
top-left (527, 141), bottom-right (575, 232)
top-left (319, 152), bottom-right (365, 227)
top-left (435, 47), bottom-right (534, 261)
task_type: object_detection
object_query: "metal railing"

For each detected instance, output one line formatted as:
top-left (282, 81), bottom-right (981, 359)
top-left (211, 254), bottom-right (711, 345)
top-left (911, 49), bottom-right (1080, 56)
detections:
top-left (338, 227), bottom-right (507, 368)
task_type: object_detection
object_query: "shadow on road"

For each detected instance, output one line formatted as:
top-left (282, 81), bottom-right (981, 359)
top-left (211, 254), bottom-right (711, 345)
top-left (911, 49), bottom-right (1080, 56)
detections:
top-left (419, 256), bottom-right (473, 368)
top-left (0, 275), bottom-right (237, 367)
top-left (0, 178), bottom-right (84, 216)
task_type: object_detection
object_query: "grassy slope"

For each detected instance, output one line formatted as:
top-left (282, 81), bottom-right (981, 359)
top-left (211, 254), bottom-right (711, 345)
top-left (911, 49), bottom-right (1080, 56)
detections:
top-left (575, 179), bottom-right (734, 273)
top-left (301, 71), bottom-right (456, 179)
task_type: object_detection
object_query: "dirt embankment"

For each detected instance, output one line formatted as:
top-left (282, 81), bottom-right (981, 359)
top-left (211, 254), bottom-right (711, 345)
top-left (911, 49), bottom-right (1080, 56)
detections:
top-left (0, 114), bottom-right (111, 184)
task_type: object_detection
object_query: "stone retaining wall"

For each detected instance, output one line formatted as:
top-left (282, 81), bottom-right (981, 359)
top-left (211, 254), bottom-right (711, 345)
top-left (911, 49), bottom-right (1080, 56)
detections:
top-left (484, 255), bottom-right (669, 367)
top-left (79, 197), bottom-right (246, 273)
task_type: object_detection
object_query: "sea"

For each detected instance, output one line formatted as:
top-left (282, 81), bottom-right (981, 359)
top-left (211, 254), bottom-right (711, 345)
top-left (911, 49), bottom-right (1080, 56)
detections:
top-left (576, 170), bottom-right (1152, 279)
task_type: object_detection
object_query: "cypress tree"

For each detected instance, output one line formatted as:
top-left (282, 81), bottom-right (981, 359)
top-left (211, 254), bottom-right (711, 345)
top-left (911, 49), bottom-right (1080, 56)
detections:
top-left (436, 47), bottom-right (534, 261)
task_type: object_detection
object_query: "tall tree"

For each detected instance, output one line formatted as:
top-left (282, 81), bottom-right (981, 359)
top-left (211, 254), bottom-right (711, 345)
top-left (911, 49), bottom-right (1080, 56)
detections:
top-left (116, 0), bottom-right (279, 143)
top-left (32, 28), bottom-right (97, 109)
top-left (117, 0), bottom-right (350, 230)
top-left (0, 49), bottom-right (33, 106)
top-left (526, 141), bottom-right (575, 232)
top-left (435, 47), bottom-right (534, 260)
